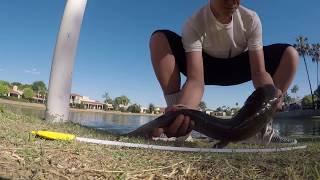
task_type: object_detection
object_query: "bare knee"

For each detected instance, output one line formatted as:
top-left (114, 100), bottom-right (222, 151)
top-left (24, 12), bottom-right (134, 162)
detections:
top-left (283, 46), bottom-right (299, 70)
top-left (150, 32), bottom-right (168, 46)
top-left (149, 32), bottom-right (171, 57)
top-left (273, 46), bottom-right (299, 92)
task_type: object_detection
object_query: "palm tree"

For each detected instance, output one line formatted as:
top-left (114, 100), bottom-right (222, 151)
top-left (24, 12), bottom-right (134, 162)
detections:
top-left (102, 92), bottom-right (113, 104)
top-left (293, 36), bottom-right (315, 109)
top-left (315, 85), bottom-right (320, 109)
top-left (310, 44), bottom-right (320, 87)
top-left (148, 103), bottom-right (155, 114)
top-left (120, 95), bottom-right (130, 106)
top-left (102, 92), bottom-right (109, 101)
top-left (290, 85), bottom-right (299, 101)
top-left (199, 101), bottom-right (207, 111)
top-left (283, 92), bottom-right (293, 106)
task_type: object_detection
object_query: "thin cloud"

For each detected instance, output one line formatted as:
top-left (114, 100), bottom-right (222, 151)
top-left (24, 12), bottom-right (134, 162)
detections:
top-left (24, 68), bottom-right (40, 75)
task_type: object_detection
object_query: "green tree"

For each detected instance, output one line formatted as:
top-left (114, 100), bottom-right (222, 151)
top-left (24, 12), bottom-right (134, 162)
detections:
top-left (293, 36), bottom-right (315, 109)
top-left (113, 96), bottom-right (130, 111)
top-left (113, 97), bottom-right (122, 110)
top-left (102, 92), bottom-right (113, 104)
top-left (120, 95), bottom-right (130, 106)
top-left (21, 84), bottom-right (32, 91)
top-left (315, 85), bottom-right (320, 98)
top-left (199, 101), bottom-right (207, 111)
top-left (23, 88), bottom-right (34, 100)
top-left (315, 85), bottom-right (320, 109)
top-left (290, 84), bottom-right (299, 100)
top-left (231, 107), bottom-right (240, 115)
top-left (0, 80), bottom-right (10, 87)
top-left (283, 92), bottom-right (294, 105)
top-left (11, 82), bottom-right (22, 88)
top-left (301, 95), bottom-right (313, 108)
top-left (127, 103), bottom-right (141, 113)
top-left (216, 107), bottom-right (223, 112)
top-left (225, 109), bottom-right (232, 116)
top-left (31, 81), bottom-right (47, 97)
top-left (0, 84), bottom-right (9, 97)
top-left (31, 81), bottom-right (46, 91)
top-left (148, 103), bottom-right (155, 114)
top-left (311, 44), bottom-right (320, 87)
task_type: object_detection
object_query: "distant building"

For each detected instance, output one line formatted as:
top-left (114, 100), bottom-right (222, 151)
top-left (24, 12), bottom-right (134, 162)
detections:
top-left (140, 107), bottom-right (148, 114)
top-left (117, 104), bottom-right (129, 111)
top-left (153, 107), bottom-right (165, 114)
top-left (70, 93), bottom-right (110, 110)
top-left (7, 85), bottom-right (46, 103)
top-left (82, 101), bottom-right (104, 110)
top-left (70, 93), bottom-right (82, 105)
top-left (32, 96), bottom-right (46, 103)
top-left (33, 91), bottom-right (46, 103)
top-left (105, 103), bottom-right (114, 110)
top-left (211, 111), bottom-right (226, 117)
top-left (9, 86), bottom-right (23, 99)
top-left (205, 109), bottom-right (214, 115)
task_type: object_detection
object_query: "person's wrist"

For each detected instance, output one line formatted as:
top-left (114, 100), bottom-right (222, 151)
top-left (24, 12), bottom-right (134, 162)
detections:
top-left (275, 88), bottom-right (283, 101)
top-left (165, 104), bottom-right (190, 113)
top-left (165, 106), bottom-right (175, 113)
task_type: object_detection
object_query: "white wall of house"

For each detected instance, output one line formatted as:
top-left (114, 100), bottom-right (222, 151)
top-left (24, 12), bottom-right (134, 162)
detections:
top-left (140, 107), bottom-right (148, 113)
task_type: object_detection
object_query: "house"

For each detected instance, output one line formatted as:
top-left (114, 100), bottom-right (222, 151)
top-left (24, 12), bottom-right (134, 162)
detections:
top-left (211, 111), bottom-right (226, 117)
top-left (105, 103), bottom-right (114, 111)
top-left (7, 85), bottom-right (45, 103)
top-left (70, 94), bottom-right (108, 110)
top-left (118, 104), bottom-right (129, 111)
top-left (153, 107), bottom-right (165, 114)
top-left (140, 107), bottom-right (148, 114)
top-left (205, 109), bottom-right (214, 115)
top-left (32, 91), bottom-right (46, 104)
top-left (82, 100), bottom-right (104, 110)
top-left (8, 86), bottom-right (23, 99)
top-left (32, 96), bottom-right (46, 103)
top-left (79, 96), bottom-right (104, 110)
top-left (70, 93), bottom-right (82, 105)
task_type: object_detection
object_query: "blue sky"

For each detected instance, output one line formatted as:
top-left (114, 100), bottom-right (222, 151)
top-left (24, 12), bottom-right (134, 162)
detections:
top-left (0, 0), bottom-right (319, 109)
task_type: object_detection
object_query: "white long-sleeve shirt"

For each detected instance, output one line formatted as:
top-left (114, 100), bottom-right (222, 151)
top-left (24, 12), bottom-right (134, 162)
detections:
top-left (182, 4), bottom-right (263, 59)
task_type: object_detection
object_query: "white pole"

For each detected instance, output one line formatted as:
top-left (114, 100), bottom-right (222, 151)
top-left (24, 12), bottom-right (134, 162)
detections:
top-left (45, 0), bottom-right (87, 122)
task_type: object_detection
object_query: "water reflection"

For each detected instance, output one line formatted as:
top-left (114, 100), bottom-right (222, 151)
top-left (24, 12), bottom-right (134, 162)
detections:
top-left (273, 118), bottom-right (320, 136)
top-left (69, 112), bottom-right (154, 134)
top-left (2, 103), bottom-right (320, 136)
top-left (3, 104), bottom-right (45, 119)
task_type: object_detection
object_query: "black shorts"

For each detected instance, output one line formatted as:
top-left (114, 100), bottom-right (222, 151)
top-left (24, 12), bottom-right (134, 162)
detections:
top-left (153, 29), bottom-right (291, 86)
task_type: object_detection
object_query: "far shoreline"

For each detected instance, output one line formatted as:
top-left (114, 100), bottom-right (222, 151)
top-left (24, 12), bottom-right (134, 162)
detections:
top-left (0, 98), bottom-right (160, 117)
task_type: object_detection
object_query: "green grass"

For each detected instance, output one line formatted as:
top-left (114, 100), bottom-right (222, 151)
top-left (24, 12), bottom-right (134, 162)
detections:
top-left (0, 107), bottom-right (320, 179)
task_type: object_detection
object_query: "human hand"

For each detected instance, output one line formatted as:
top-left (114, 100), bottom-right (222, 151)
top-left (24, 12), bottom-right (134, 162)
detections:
top-left (152, 105), bottom-right (195, 138)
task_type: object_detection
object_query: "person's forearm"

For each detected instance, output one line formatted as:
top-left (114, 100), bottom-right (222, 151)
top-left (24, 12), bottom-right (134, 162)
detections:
top-left (176, 78), bottom-right (204, 109)
top-left (251, 71), bottom-right (274, 89)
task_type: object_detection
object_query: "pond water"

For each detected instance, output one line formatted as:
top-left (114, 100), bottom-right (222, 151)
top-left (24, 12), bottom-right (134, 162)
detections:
top-left (2, 104), bottom-right (320, 137)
